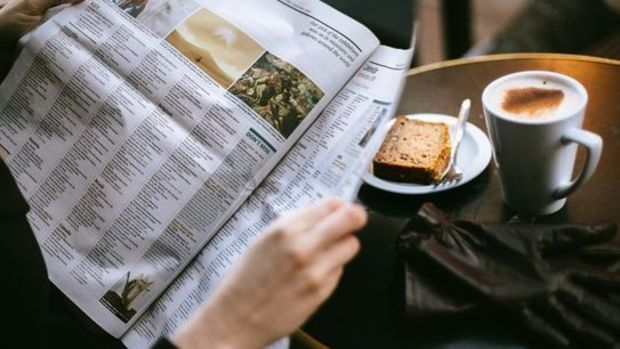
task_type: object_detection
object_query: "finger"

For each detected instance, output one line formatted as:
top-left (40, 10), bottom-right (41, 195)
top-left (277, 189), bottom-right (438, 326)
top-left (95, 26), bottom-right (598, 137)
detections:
top-left (24, 0), bottom-right (83, 14)
top-left (303, 203), bottom-right (367, 252)
top-left (570, 268), bottom-right (620, 294)
top-left (39, 0), bottom-right (84, 8)
top-left (520, 304), bottom-right (571, 347)
top-left (539, 221), bottom-right (617, 256)
top-left (314, 235), bottom-right (360, 274)
top-left (570, 243), bottom-right (620, 263)
top-left (3, 0), bottom-right (84, 19)
top-left (271, 198), bottom-right (344, 235)
top-left (297, 265), bottom-right (343, 298)
top-left (314, 267), bottom-right (343, 301)
top-left (542, 294), bottom-right (619, 347)
top-left (296, 237), bottom-right (359, 300)
top-left (559, 281), bottom-right (620, 332)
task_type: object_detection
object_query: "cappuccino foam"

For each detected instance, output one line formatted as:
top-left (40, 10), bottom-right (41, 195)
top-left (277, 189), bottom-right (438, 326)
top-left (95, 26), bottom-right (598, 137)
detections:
top-left (489, 77), bottom-right (581, 121)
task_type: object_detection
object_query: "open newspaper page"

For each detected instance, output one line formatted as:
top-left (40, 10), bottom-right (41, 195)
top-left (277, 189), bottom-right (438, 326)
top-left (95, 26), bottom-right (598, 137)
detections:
top-left (122, 45), bottom-right (413, 349)
top-left (0, 0), bottom-right (379, 336)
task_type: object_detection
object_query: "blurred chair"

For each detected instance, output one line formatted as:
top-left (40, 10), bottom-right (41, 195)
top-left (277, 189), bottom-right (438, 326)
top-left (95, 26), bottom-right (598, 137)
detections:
top-left (467, 0), bottom-right (620, 59)
top-left (586, 28), bottom-right (620, 59)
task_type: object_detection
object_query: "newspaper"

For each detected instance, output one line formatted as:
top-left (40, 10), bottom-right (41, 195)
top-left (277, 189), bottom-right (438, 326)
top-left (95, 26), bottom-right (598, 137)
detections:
top-left (0, 0), bottom-right (412, 346)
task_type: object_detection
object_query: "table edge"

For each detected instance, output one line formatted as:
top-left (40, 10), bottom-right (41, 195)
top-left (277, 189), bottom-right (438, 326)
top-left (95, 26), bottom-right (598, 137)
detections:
top-left (408, 53), bottom-right (620, 76)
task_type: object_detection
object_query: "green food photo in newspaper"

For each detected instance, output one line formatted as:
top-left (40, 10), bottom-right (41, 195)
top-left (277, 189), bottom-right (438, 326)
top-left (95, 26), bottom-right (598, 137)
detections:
top-left (229, 52), bottom-right (324, 138)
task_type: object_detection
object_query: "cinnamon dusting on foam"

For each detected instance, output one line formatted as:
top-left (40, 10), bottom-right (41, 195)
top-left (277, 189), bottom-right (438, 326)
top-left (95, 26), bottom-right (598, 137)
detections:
top-left (501, 87), bottom-right (565, 118)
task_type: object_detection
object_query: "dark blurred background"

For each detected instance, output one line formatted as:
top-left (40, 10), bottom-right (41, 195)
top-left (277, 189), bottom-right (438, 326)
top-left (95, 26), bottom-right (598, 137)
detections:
top-left (417, 0), bottom-right (620, 64)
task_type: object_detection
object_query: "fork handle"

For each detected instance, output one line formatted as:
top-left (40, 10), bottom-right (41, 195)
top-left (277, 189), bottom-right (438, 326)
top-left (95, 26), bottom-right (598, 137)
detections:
top-left (451, 99), bottom-right (471, 162)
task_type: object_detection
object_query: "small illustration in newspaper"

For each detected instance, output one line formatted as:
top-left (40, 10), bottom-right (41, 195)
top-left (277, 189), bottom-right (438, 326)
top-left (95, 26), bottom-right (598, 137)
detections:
top-left (229, 52), bottom-right (324, 138)
top-left (166, 8), bottom-right (264, 88)
top-left (113, 0), bottom-right (150, 18)
top-left (100, 272), bottom-right (154, 323)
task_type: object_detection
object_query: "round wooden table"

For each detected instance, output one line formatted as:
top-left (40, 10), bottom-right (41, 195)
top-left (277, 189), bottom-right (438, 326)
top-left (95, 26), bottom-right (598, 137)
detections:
top-left (305, 54), bottom-right (620, 348)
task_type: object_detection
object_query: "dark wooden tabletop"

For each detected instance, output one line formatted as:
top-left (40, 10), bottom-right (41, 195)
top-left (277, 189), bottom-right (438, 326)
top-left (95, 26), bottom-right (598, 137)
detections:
top-left (305, 54), bottom-right (620, 348)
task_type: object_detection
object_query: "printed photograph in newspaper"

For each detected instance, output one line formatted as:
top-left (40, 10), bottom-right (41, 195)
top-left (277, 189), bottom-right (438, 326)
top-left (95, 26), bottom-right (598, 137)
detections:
top-left (229, 52), bottom-right (325, 138)
top-left (166, 8), bottom-right (265, 88)
top-left (100, 271), bottom-right (156, 323)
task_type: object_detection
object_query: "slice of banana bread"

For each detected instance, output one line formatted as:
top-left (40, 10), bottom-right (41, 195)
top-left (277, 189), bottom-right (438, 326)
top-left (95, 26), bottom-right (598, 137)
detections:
top-left (373, 116), bottom-right (451, 184)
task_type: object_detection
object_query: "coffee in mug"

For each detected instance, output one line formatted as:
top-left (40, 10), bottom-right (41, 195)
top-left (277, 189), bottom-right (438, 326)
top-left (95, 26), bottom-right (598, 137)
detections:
top-left (482, 71), bottom-right (602, 215)
top-left (490, 76), bottom-right (582, 121)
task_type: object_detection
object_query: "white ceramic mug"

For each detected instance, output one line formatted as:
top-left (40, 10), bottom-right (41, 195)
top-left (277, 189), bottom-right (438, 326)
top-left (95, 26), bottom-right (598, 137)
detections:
top-left (482, 71), bottom-right (602, 215)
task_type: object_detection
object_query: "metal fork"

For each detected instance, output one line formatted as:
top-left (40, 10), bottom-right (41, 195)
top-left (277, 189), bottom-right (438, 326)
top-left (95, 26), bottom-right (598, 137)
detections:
top-left (435, 99), bottom-right (471, 186)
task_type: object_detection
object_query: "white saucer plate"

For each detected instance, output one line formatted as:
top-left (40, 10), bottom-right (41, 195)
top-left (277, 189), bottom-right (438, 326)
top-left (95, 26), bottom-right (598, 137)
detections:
top-left (362, 113), bottom-right (493, 194)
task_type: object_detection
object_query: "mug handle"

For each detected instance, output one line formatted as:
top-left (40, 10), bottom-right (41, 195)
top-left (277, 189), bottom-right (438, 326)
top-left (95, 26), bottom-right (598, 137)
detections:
top-left (552, 128), bottom-right (603, 199)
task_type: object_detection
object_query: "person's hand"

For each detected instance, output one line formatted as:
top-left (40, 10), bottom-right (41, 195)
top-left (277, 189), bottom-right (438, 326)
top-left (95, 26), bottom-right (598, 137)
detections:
top-left (0, 0), bottom-right (83, 45)
top-left (173, 198), bottom-right (367, 349)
